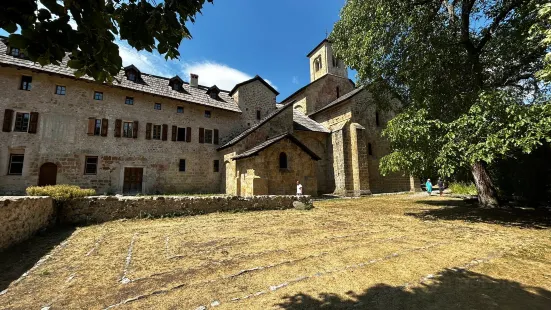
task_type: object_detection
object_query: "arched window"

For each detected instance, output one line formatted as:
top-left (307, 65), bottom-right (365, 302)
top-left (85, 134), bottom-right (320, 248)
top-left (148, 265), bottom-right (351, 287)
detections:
top-left (375, 112), bottom-right (380, 127)
top-left (368, 143), bottom-right (373, 156)
top-left (279, 152), bottom-right (288, 169)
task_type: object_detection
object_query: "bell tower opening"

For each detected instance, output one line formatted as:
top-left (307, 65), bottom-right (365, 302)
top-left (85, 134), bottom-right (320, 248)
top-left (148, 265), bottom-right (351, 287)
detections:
top-left (307, 39), bottom-right (348, 82)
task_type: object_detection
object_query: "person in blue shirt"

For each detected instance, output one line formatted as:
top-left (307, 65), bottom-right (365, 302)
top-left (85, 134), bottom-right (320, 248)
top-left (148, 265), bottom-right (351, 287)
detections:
top-left (425, 179), bottom-right (433, 196)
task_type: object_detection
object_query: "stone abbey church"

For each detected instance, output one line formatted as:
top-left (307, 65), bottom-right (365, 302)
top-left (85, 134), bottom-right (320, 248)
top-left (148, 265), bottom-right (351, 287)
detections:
top-left (0, 37), bottom-right (418, 196)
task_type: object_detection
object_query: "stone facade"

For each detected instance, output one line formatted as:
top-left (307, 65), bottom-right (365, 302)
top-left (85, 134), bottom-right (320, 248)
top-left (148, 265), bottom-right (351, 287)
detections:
top-left (0, 196), bottom-right (54, 250)
top-left (0, 38), bottom-right (417, 196)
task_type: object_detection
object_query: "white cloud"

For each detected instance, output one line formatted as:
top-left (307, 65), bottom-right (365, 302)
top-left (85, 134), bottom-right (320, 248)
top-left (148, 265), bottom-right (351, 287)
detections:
top-left (182, 61), bottom-right (277, 91)
top-left (118, 43), bottom-right (177, 77)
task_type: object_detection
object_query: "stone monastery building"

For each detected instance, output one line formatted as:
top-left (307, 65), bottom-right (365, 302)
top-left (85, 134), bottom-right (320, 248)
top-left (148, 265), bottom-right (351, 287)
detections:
top-left (0, 37), bottom-right (418, 196)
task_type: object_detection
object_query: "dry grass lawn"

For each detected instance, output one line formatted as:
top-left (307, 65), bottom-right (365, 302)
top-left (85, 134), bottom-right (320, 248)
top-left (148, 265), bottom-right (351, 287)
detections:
top-left (1, 194), bottom-right (551, 309)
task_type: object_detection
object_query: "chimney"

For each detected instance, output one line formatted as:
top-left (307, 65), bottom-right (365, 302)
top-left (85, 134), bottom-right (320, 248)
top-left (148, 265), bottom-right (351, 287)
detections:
top-left (190, 73), bottom-right (199, 88)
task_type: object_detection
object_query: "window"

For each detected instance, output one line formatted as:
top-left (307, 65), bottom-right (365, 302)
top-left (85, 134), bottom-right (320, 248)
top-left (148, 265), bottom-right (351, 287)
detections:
top-left (375, 112), bottom-right (380, 127)
top-left (213, 160), bottom-right (220, 173)
top-left (84, 156), bottom-right (98, 175)
top-left (279, 152), bottom-right (288, 169)
top-left (204, 110), bottom-right (211, 118)
top-left (172, 83), bottom-right (181, 91)
top-left (152, 125), bottom-right (161, 140)
top-left (128, 72), bottom-right (136, 81)
top-left (125, 97), bottom-right (134, 105)
top-left (247, 123), bottom-right (250, 127)
top-left (154, 103), bottom-right (161, 110)
top-left (10, 48), bottom-right (20, 57)
top-left (368, 143), bottom-right (373, 156)
top-left (14, 112), bottom-right (30, 132)
top-left (123, 121), bottom-right (133, 138)
top-left (55, 85), bottom-right (66, 95)
top-left (179, 159), bottom-right (186, 172)
top-left (20, 76), bottom-right (32, 91)
top-left (94, 119), bottom-right (102, 136)
top-left (332, 55), bottom-right (340, 68)
top-left (204, 129), bottom-right (213, 144)
top-left (94, 91), bottom-right (103, 100)
top-left (336, 86), bottom-right (340, 98)
top-left (256, 110), bottom-right (261, 120)
top-left (8, 154), bottom-right (24, 175)
top-left (177, 127), bottom-right (186, 142)
top-left (314, 56), bottom-right (322, 72)
top-left (177, 106), bottom-right (184, 113)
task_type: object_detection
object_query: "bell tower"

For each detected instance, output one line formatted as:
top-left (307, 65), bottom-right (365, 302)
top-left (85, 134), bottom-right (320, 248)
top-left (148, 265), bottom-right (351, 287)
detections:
top-left (307, 39), bottom-right (347, 82)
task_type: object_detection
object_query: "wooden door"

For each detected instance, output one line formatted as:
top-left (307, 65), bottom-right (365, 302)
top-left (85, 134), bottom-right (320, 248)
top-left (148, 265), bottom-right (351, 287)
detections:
top-left (123, 167), bottom-right (143, 194)
top-left (38, 163), bottom-right (57, 186)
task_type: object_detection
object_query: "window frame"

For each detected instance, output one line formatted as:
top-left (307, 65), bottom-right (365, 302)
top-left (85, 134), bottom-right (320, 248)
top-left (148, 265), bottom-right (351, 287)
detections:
top-left (179, 159), bottom-right (186, 172)
top-left (152, 124), bottom-right (162, 140)
top-left (84, 156), bottom-right (98, 175)
top-left (204, 110), bottom-right (211, 118)
top-left (128, 72), bottom-right (136, 82)
top-left (122, 121), bottom-right (134, 138)
top-left (13, 112), bottom-right (30, 132)
top-left (177, 106), bottom-right (184, 114)
top-left (125, 96), bottom-right (134, 105)
top-left (8, 154), bottom-right (24, 175)
top-left (154, 103), bottom-right (161, 110)
top-left (94, 119), bottom-right (102, 136)
top-left (176, 127), bottom-right (186, 142)
top-left (55, 85), bottom-right (66, 95)
top-left (204, 129), bottom-right (213, 144)
top-left (279, 152), bottom-right (288, 169)
top-left (94, 91), bottom-right (104, 100)
top-left (20, 76), bottom-right (32, 91)
top-left (10, 47), bottom-right (20, 57)
top-left (314, 56), bottom-right (322, 72)
top-left (256, 110), bottom-right (261, 120)
top-left (213, 160), bottom-right (220, 173)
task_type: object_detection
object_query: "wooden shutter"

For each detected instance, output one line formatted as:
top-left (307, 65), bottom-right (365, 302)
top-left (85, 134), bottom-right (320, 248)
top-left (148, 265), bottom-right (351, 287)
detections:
top-left (145, 123), bottom-right (152, 140)
top-left (101, 118), bottom-right (108, 137)
top-left (186, 127), bottom-right (191, 142)
top-left (2, 109), bottom-right (13, 132)
top-left (114, 119), bottom-right (122, 137)
top-left (162, 124), bottom-right (168, 141)
top-left (28, 112), bottom-right (39, 134)
top-left (87, 118), bottom-right (95, 136)
top-left (213, 129), bottom-right (219, 145)
top-left (171, 125), bottom-right (177, 141)
top-left (133, 121), bottom-right (139, 138)
top-left (199, 127), bottom-right (205, 144)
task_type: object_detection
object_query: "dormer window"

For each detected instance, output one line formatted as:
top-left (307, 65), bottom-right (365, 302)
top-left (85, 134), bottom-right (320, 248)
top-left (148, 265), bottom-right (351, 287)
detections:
top-left (128, 72), bottom-right (136, 81)
top-left (207, 85), bottom-right (220, 100)
top-left (169, 75), bottom-right (184, 91)
top-left (10, 48), bottom-right (20, 57)
top-left (123, 65), bottom-right (141, 82)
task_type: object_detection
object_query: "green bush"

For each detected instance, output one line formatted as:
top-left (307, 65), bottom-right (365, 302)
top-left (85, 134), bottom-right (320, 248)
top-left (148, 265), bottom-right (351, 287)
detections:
top-left (26, 184), bottom-right (96, 201)
top-left (448, 182), bottom-right (477, 195)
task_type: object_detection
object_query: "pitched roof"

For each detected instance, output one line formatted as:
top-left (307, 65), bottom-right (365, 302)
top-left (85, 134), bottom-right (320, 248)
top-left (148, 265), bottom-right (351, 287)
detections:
top-left (217, 100), bottom-right (295, 151)
top-left (309, 86), bottom-right (365, 116)
top-left (306, 39), bottom-right (330, 58)
top-left (293, 109), bottom-right (330, 133)
top-left (229, 75), bottom-right (279, 96)
top-left (0, 38), bottom-right (241, 113)
top-left (232, 133), bottom-right (321, 161)
top-left (279, 73), bottom-right (355, 104)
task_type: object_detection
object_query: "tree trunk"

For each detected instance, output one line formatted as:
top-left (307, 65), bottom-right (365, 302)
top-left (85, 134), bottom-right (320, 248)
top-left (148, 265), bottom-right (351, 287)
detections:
top-left (471, 161), bottom-right (500, 208)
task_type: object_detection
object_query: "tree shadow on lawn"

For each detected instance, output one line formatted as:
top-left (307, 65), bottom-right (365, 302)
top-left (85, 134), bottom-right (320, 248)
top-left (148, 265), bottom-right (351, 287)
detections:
top-left (0, 227), bottom-right (76, 291)
top-left (409, 200), bottom-right (551, 229)
top-left (276, 269), bottom-right (551, 309)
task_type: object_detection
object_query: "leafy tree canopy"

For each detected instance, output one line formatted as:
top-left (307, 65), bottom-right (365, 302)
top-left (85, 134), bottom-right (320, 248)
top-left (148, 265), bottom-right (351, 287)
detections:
top-left (0, 0), bottom-right (212, 82)
top-left (331, 0), bottom-right (551, 207)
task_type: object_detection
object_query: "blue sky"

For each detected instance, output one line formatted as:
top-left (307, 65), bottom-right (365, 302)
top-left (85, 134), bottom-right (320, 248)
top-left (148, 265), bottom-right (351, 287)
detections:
top-left (1, 0), bottom-right (352, 100)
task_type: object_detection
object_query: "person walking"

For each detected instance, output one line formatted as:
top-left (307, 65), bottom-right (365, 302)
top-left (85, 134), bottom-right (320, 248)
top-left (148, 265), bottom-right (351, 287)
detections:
top-left (425, 179), bottom-right (433, 196)
top-left (437, 178), bottom-right (444, 196)
top-left (296, 180), bottom-right (303, 196)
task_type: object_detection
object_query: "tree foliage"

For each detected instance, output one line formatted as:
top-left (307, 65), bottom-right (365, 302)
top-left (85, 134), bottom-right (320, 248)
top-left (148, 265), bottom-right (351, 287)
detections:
top-left (0, 0), bottom-right (212, 82)
top-left (331, 0), bottom-right (551, 206)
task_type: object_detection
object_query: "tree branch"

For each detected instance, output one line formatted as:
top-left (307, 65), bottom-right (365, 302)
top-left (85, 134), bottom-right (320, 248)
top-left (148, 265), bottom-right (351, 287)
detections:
top-left (460, 0), bottom-right (476, 53)
top-left (475, 0), bottom-right (526, 52)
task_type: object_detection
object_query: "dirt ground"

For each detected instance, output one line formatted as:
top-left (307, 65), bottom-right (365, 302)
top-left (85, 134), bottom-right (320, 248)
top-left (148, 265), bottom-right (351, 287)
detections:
top-left (1, 194), bottom-right (550, 309)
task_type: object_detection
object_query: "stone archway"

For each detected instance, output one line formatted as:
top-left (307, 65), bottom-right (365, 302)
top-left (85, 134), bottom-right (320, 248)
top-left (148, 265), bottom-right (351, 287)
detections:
top-left (38, 162), bottom-right (57, 186)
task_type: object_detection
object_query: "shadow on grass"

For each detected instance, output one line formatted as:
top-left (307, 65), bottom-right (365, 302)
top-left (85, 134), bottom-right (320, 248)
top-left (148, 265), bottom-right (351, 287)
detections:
top-left (276, 269), bottom-right (551, 309)
top-left (0, 227), bottom-right (76, 291)
top-left (409, 200), bottom-right (551, 229)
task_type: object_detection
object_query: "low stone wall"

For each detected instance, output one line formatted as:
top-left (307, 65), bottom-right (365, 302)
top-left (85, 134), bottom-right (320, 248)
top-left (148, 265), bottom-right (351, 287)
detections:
top-left (59, 195), bottom-right (312, 225)
top-left (0, 196), bottom-right (54, 250)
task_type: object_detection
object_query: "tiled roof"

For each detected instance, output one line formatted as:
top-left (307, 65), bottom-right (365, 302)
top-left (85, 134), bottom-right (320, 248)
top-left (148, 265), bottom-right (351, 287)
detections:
top-left (309, 86), bottom-right (365, 116)
top-left (217, 100), bottom-right (295, 150)
top-left (229, 75), bottom-right (279, 96)
top-left (0, 38), bottom-right (241, 113)
top-left (279, 73), bottom-right (355, 104)
top-left (293, 109), bottom-right (329, 133)
top-left (232, 133), bottom-right (321, 161)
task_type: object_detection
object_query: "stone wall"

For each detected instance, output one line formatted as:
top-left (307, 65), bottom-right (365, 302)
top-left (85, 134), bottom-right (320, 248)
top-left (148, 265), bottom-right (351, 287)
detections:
top-left (287, 75), bottom-right (354, 114)
top-left (0, 66), bottom-right (245, 195)
top-left (59, 195), bottom-right (311, 225)
top-left (0, 196), bottom-right (54, 250)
